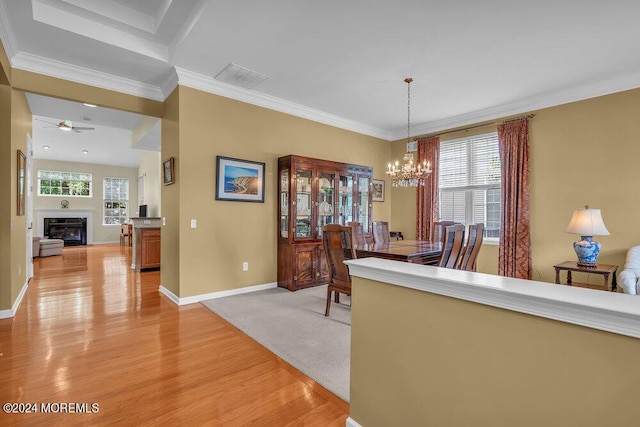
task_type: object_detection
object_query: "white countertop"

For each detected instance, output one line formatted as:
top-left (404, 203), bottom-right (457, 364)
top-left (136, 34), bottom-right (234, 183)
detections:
top-left (346, 258), bottom-right (640, 339)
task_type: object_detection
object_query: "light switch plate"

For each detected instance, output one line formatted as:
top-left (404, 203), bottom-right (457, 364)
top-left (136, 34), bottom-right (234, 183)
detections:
top-left (190, 219), bottom-right (197, 228)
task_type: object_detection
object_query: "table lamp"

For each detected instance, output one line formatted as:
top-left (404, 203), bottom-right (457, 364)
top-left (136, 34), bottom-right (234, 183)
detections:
top-left (565, 205), bottom-right (610, 267)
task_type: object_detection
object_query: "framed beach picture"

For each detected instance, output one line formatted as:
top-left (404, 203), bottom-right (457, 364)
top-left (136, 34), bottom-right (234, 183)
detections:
top-left (215, 156), bottom-right (265, 202)
top-left (163, 157), bottom-right (175, 185)
top-left (372, 179), bottom-right (385, 202)
top-left (17, 150), bottom-right (26, 216)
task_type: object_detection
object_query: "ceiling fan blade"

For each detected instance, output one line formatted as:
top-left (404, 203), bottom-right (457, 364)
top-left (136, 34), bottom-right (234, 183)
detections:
top-left (34, 118), bottom-right (59, 125)
top-left (72, 126), bottom-right (95, 130)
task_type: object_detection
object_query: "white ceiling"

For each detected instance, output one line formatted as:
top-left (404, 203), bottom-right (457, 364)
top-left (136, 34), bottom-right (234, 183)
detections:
top-left (3, 0), bottom-right (640, 164)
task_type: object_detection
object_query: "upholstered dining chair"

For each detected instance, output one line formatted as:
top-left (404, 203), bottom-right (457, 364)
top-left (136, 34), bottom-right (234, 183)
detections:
top-left (437, 224), bottom-right (465, 269)
top-left (348, 221), bottom-right (367, 246)
top-left (457, 223), bottom-right (484, 271)
top-left (371, 221), bottom-right (390, 244)
top-left (322, 224), bottom-right (357, 316)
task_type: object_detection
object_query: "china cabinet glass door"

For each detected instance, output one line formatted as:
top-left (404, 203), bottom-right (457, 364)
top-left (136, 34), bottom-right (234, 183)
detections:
top-left (338, 174), bottom-right (353, 225)
top-left (357, 176), bottom-right (370, 230)
top-left (316, 171), bottom-right (335, 236)
top-left (295, 169), bottom-right (313, 238)
top-left (279, 169), bottom-right (289, 238)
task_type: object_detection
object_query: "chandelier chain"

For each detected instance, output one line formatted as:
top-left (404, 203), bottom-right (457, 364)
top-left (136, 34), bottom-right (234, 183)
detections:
top-left (407, 78), bottom-right (411, 142)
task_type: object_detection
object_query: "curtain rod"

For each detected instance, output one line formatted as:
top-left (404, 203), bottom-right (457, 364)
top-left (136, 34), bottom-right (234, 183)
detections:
top-left (421, 113), bottom-right (535, 139)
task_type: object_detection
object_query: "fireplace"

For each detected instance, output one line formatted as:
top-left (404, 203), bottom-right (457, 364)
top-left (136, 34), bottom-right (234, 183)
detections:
top-left (44, 217), bottom-right (87, 246)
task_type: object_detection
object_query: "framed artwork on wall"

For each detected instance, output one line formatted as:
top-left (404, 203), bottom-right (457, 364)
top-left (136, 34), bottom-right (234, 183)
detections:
top-left (215, 156), bottom-right (265, 202)
top-left (17, 150), bottom-right (26, 216)
top-left (372, 179), bottom-right (385, 202)
top-left (163, 157), bottom-right (175, 185)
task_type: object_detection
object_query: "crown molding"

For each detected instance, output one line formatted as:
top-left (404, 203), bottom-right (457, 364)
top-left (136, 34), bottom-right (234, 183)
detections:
top-left (12, 52), bottom-right (165, 101)
top-left (160, 69), bottom-right (179, 99)
top-left (391, 70), bottom-right (640, 140)
top-left (175, 67), bottom-right (392, 140)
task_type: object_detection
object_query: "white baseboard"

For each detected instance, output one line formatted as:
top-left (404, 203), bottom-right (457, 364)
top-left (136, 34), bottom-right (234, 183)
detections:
top-left (345, 417), bottom-right (362, 427)
top-left (159, 282), bottom-right (278, 306)
top-left (0, 281), bottom-right (28, 319)
top-left (158, 285), bottom-right (180, 305)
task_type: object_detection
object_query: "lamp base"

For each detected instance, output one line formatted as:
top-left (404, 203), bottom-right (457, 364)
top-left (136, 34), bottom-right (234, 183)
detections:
top-left (573, 235), bottom-right (601, 268)
top-left (576, 261), bottom-right (598, 268)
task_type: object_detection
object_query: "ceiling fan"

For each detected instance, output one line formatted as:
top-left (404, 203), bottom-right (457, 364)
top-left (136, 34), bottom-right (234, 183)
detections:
top-left (36, 119), bottom-right (95, 133)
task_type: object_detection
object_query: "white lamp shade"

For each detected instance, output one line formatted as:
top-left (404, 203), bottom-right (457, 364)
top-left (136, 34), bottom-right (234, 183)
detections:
top-left (565, 208), bottom-right (610, 236)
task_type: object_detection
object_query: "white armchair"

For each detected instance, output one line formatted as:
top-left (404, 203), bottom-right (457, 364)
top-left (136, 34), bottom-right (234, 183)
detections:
top-left (618, 246), bottom-right (640, 295)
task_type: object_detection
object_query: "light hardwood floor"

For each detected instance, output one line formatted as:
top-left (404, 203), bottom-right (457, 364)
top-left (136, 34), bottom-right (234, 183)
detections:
top-left (0, 244), bottom-right (349, 426)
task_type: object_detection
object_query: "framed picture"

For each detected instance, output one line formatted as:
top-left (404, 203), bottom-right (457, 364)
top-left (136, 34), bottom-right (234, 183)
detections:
top-left (17, 150), bottom-right (26, 216)
top-left (215, 156), bottom-right (265, 202)
top-left (372, 179), bottom-right (385, 202)
top-left (163, 157), bottom-right (175, 185)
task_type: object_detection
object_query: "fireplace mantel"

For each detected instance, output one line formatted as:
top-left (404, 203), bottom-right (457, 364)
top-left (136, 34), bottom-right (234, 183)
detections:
top-left (36, 209), bottom-right (94, 244)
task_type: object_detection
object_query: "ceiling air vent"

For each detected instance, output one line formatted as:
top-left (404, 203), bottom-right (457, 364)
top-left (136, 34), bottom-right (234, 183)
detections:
top-left (214, 63), bottom-right (269, 90)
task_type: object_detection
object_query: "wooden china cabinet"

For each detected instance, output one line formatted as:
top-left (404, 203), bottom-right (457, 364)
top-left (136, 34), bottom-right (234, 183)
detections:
top-left (277, 154), bottom-right (373, 291)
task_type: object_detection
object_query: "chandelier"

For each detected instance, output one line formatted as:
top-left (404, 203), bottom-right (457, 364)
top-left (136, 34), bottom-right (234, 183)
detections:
top-left (386, 77), bottom-right (432, 187)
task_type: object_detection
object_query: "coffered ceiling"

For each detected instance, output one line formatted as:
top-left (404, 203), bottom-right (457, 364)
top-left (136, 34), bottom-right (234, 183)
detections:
top-left (3, 0), bottom-right (640, 153)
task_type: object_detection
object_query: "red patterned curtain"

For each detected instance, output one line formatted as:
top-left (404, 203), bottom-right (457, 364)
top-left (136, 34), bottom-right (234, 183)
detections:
top-left (416, 136), bottom-right (440, 241)
top-left (497, 118), bottom-right (532, 279)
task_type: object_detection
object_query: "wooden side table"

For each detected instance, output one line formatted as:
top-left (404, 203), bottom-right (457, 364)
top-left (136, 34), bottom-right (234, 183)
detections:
top-left (553, 261), bottom-right (618, 292)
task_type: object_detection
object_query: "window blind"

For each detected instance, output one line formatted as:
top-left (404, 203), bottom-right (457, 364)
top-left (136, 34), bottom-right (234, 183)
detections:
top-left (438, 132), bottom-right (501, 237)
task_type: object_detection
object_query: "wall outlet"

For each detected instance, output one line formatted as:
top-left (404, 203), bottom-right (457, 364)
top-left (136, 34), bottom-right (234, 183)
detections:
top-left (242, 262), bottom-right (249, 271)
top-left (162, 217), bottom-right (166, 226)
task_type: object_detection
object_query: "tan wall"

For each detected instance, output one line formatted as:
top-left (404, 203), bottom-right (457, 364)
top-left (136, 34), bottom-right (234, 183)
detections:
top-left (391, 89), bottom-right (640, 282)
top-left (172, 86), bottom-right (390, 297)
top-left (33, 159), bottom-right (139, 243)
top-left (0, 87), bottom-right (31, 311)
top-left (0, 85), bottom-right (12, 310)
top-left (0, 39), bottom-right (9, 86)
top-left (138, 150), bottom-right (161, 217)
top-left (11, 90), bottom-right (31, 306)
top-left (350, 276), bottom-right (640, 426)
top-left (389, 140), bottom-right (418, 239)
top-left (160, 88), bottom-right (180, 296)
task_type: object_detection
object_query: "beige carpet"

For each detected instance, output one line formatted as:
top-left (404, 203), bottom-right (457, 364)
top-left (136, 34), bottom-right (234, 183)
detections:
top-left (201, 285), bottom-right (350, 401)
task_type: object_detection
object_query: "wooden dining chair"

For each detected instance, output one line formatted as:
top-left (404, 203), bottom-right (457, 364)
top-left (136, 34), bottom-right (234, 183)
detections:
top-left (347, 221), bottom-right (367, 246)
top-left (322, 224), bottom-right (357, 316)
top-left (371, 221), bottom-right (390, 244)
top-left (120, 223), bottom-right (132, 246)
top-left (457, 223), bottom-right (484, 271)
top-left (431, 221), bottom-right (461, 243)
top-left (436, 224), bottom-right (465, 269)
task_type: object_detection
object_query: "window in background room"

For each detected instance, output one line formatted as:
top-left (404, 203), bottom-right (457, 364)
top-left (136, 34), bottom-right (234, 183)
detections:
top-left (38, 170), bottom-right (92, 196)
top-left (103, 177), bottom-right (129, 225)
top-left (439, 132), bottom-right (501, 240)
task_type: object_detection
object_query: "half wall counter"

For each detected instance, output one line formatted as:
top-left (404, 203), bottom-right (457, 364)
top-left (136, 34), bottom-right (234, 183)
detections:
top-left (345, 257), bottom-right (640, 427)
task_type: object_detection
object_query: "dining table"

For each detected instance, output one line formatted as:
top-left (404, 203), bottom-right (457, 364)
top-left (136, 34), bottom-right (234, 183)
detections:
top-left (354, 239), bottom-right (442, 265)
